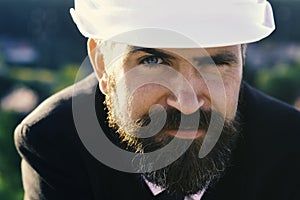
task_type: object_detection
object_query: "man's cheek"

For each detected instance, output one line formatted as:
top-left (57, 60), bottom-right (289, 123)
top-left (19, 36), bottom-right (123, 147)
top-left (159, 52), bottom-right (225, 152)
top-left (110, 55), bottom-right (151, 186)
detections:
top-left (223, 84), bottom-right (241, 120)
top-left (127, 85), bottom-right (168, 120)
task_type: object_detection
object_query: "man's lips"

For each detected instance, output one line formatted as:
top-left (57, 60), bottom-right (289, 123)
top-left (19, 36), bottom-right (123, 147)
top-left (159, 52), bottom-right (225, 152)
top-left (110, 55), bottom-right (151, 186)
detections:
top-left (164, 129), bottom-right (205, 139)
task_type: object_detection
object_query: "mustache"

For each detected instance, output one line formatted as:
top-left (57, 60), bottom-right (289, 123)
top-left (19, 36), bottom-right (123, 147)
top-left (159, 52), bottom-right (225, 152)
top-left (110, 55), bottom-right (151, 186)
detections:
top-left (136, 108), bottom-right (224, 132)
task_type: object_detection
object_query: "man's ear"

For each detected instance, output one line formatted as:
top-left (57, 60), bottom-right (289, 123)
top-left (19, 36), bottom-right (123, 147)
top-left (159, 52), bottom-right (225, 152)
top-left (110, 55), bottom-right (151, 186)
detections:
top-left (87, 38), bottom-right (108, 94)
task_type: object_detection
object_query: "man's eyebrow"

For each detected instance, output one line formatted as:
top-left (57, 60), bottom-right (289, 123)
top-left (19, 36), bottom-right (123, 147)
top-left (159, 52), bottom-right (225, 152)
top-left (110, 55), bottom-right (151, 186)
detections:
top-left (194, 52), bottom-right (239, 66)
top-left (128, 47), bottom-right (176, 60)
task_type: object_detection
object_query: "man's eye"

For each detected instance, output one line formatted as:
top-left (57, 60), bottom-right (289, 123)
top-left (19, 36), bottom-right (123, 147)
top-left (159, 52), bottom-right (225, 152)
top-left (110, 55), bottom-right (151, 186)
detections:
top-left (140, 56), bottom-right (164, 65)
top-left (214, 61), bottom-right (230, 66)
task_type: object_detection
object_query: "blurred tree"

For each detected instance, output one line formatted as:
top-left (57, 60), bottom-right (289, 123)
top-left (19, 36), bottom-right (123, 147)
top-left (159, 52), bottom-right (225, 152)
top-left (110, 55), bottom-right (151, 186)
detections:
top-left (254, 60), bottom-right (300, 104)
top-left (0, 63), bottom-right (79, 200)
top-left (52, 64), bottom-right (81, 93)
top-left (0, 111), bottom-right (23, 200)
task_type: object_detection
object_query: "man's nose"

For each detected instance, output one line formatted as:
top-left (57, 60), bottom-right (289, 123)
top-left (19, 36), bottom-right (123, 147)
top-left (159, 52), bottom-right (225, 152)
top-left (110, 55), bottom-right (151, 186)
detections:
top-left (167, 92), bottom-right (205, 115)
top-left (166, 67), bottom-right (206, 115)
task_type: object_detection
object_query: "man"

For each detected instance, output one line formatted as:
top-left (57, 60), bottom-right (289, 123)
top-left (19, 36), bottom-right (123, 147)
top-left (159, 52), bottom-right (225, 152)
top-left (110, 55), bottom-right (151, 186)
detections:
top-left (15, 0), bottom-right (300, 200)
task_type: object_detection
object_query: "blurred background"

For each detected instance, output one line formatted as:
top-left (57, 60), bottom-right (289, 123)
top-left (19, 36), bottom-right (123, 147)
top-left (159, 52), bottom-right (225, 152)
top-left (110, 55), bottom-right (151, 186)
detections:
top-left (0, 0), bottom-right (300, 199)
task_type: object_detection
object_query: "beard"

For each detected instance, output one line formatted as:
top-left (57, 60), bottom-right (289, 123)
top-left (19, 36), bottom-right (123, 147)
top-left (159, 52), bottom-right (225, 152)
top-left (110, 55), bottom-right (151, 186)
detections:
top-left (104, 76), bottom-right (241, 196)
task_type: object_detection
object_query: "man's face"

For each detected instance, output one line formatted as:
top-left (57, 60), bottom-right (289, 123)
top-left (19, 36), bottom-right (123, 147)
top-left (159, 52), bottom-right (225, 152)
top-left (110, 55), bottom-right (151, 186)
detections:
top-left (90, 40), bottom-right (243, 195)
top-left (100, 42), bottom-right (243, 136)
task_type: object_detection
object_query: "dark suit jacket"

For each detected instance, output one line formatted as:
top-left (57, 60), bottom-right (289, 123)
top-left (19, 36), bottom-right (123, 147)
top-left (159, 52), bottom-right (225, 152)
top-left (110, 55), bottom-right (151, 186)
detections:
top-left (14, 74), bottom-right (300, 200)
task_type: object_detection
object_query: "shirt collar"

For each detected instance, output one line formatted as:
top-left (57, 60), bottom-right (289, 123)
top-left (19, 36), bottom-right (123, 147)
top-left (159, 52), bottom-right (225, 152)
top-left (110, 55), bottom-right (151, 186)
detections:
top-left (143, 177), bottom-right (206, 200)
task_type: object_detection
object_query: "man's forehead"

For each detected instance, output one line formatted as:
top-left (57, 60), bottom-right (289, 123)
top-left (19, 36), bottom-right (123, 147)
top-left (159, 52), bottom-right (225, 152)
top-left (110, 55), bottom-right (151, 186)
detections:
top-left (127, 45), bottom-right (240, 54)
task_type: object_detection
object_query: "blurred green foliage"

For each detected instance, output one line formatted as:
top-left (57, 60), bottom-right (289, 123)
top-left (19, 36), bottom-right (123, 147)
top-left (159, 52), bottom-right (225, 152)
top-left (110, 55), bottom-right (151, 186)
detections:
top-left (0, 111), bottom-right (23, 200)
top-left (5, 64), bottom-right (81, 97)
top-left (254, 60), bottom-right (300, 104)
top-left (0, 63), bottom-right (80, 200)
top-left (52, 64), bottom-right (83, 93)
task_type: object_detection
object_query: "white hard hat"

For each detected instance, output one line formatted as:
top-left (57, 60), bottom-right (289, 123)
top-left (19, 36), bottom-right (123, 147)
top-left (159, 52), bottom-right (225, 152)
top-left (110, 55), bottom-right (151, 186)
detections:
top-left (70, 0), bottom-right (275, 48)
